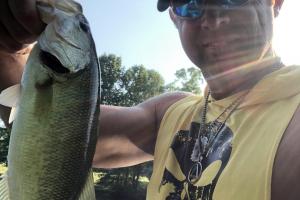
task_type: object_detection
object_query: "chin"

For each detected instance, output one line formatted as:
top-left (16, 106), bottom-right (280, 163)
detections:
top-left (199, 45), bottom-right (263, 74)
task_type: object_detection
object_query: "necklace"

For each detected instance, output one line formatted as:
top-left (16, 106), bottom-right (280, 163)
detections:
top-left (188, 89), bottom-right (249, 184)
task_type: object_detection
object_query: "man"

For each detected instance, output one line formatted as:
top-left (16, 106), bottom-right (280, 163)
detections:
top-left (0, 0), bottom-right (299, 199)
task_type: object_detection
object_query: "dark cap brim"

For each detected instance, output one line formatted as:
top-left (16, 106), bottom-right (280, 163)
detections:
top-left (157, 0), bottom-right (170, 12)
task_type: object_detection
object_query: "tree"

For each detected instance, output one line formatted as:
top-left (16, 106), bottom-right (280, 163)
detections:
top-left (0, 127), bottom-right (10, 166)
top-left (99, 55), bottom-right (165, 107)
top-left (121, 65), bottom-right (164, 106)
top-left (99, 54), bottom-right (125, 105)
top-left (165, 67), bottom-right (203, 94)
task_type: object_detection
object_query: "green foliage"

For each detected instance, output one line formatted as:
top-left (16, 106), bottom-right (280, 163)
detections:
top-left (94, 162), bottom-right (151, 200)
top-left (100, 54), bottom-right (125, 105)
top-left (122, 65), bottom-right (164, 106)
top-left (0, 127), bottom-right (10, 166)
top-left (165, 67), bottom-right (203, 94)
top-left (95, 179), bottom-right (147, 200)
top-left (99, 55), bottom-right (164, 107)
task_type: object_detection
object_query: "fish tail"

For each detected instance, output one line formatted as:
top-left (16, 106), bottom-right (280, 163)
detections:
top-left (0, 172), bottom-right (10, 200)
top-left (78, 170), bottom-right (96, 200)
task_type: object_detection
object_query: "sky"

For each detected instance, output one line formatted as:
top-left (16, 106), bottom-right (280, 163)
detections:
top-left (77, 1), bottom-right (299, 84)
top-left (77, 0), bottom-right (189, 84)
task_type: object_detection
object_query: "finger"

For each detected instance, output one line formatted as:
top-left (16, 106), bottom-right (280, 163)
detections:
top-left (8, 0), bottom-right (45, 35)
top-left (0, 0), bottom-right (38, 44)
top-left (0, 22), bottom-right (25, 53)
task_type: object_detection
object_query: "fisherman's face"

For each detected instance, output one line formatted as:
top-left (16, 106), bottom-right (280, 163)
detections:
top-left (170, 0), bottom-right (277, 78)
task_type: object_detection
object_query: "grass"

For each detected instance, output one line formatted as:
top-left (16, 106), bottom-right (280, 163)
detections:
top-left (0, 164), bottom-right (7, 175)
top-left (0, 166), bottom-right (111, 184)
top-left (93, 171), bottom-right (106, 183)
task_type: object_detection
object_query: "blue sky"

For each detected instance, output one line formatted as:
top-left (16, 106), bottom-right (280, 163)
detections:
top-left (77, 1), bottom-right (195, 84)
top-left (77, 1), bottom-right (300, 84)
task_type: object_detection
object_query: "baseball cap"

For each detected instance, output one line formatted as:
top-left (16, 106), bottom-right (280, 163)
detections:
top-left (157, 0), bottom-right (170, 12)
top-left (157, 0), bottom-right (192, 12)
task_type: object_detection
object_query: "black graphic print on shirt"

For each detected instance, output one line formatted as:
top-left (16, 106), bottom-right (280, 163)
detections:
top-left (159, 121), bottom-right (233, 200)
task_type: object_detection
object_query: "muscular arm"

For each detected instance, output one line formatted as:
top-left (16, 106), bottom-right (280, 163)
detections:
top-left (272, 106), bottom-right (300, 200)
top-left (92, 92), bottom-right (192, 169)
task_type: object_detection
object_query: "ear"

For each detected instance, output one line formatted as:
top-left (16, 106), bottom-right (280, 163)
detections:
top-left (273, 0), bottom-right (284, 17)
top-left (169, 9), bottom-right (180, 29)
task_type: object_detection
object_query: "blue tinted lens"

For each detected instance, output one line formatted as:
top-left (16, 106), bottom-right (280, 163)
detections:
top-left (219, 0), bottom-right (248, 6)
top-left (172, 0), bottom-right (248, 19)
top-left (173, 0), bottom-right (204, 19)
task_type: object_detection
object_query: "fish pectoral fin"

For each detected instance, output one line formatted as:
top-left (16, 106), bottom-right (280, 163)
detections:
top-left (9, 106), bottom-right (19, 124)
top-left (0, 172), bottom-right (10, 200)
top-left (0, 84), bottom-right (21, 108)
top-left (0, 84), bottom-right (21, 124)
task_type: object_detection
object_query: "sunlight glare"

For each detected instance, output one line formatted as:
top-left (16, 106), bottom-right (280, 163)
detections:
top-left (273, 1), bottom-right (300, 65)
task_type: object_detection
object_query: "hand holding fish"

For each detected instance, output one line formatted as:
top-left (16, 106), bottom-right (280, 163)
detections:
top-left (0, 0), bottom-right (44, 126)
top-left (0, 0), bottom-right (45, 53)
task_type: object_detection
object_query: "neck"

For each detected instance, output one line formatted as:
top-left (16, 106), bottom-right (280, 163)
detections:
top-left (203, 55), bottom-right (283, 100)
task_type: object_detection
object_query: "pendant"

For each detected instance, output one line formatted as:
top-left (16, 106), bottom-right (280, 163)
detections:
top-left (188, 161), bottom-right (203, 184)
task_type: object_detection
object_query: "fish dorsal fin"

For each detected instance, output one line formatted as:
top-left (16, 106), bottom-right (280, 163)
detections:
top-left (0, 172), bottom-right (10, 200)
top-left (0, 84), bottom-right (21, 108)
top-left (0, 84), bottom-right (21, 124)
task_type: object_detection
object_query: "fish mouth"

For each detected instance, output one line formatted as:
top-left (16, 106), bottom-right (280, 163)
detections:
top-left (40, 50), bottom-right (70, 74)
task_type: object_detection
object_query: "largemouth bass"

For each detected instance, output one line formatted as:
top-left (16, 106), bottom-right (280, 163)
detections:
top-left (0, 0), bottom-right (100, 199)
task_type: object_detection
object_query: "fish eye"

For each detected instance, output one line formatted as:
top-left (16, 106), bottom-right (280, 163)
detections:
top-left (79, 21), bottom-right (90, 32)
top-left (75, 14), bottom-right (90, 32)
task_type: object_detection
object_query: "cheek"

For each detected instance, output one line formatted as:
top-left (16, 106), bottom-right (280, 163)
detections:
top-left (178, 22), bottom-right (204, 66)
top-left (233, 5), bottom-right (273, 58)
top-left (255, 5), bottom-right (274, 42)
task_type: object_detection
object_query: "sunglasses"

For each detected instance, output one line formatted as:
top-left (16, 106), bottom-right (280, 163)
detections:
top-left (171, 0), bottom-right (249, 20)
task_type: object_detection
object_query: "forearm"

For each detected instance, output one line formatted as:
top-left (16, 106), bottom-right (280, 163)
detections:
top-left (92, 105), bottom-right (156, 168)
top-left (0, 46), bottom-right (31, 126)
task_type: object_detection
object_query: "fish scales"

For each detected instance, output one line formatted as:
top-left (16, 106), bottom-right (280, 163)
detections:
top-left (0, 2), bottom-right (100, 199)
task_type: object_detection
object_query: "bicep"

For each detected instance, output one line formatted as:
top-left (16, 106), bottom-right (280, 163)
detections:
top-left (272, 105), bottom-right (300, 200)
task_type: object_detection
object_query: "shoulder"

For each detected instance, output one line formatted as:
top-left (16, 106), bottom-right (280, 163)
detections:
top-left (136, 91), bottom-right (195, 131)
top-left (272, 105), bottom-right (300, 200)
top-left (137, 91), bottom-right (194, 110)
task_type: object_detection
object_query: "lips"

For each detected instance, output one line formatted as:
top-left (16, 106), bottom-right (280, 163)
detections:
top-left (201, 33), bottom-right (241, 48)
top-left (200, 38), bottom-right (239, 63)
top-left (202, 41), bottom-right (227, 49)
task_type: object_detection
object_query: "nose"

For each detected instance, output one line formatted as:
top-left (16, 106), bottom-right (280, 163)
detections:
top-left (200, 7), bottom-right (230, 30)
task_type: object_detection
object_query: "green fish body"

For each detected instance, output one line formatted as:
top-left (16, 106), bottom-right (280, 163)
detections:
top-left (0, 1), bottom-right (100, 199)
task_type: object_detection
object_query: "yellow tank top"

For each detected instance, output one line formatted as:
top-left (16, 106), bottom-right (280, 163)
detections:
top-left (147, 65), bottom-right (300, 200)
